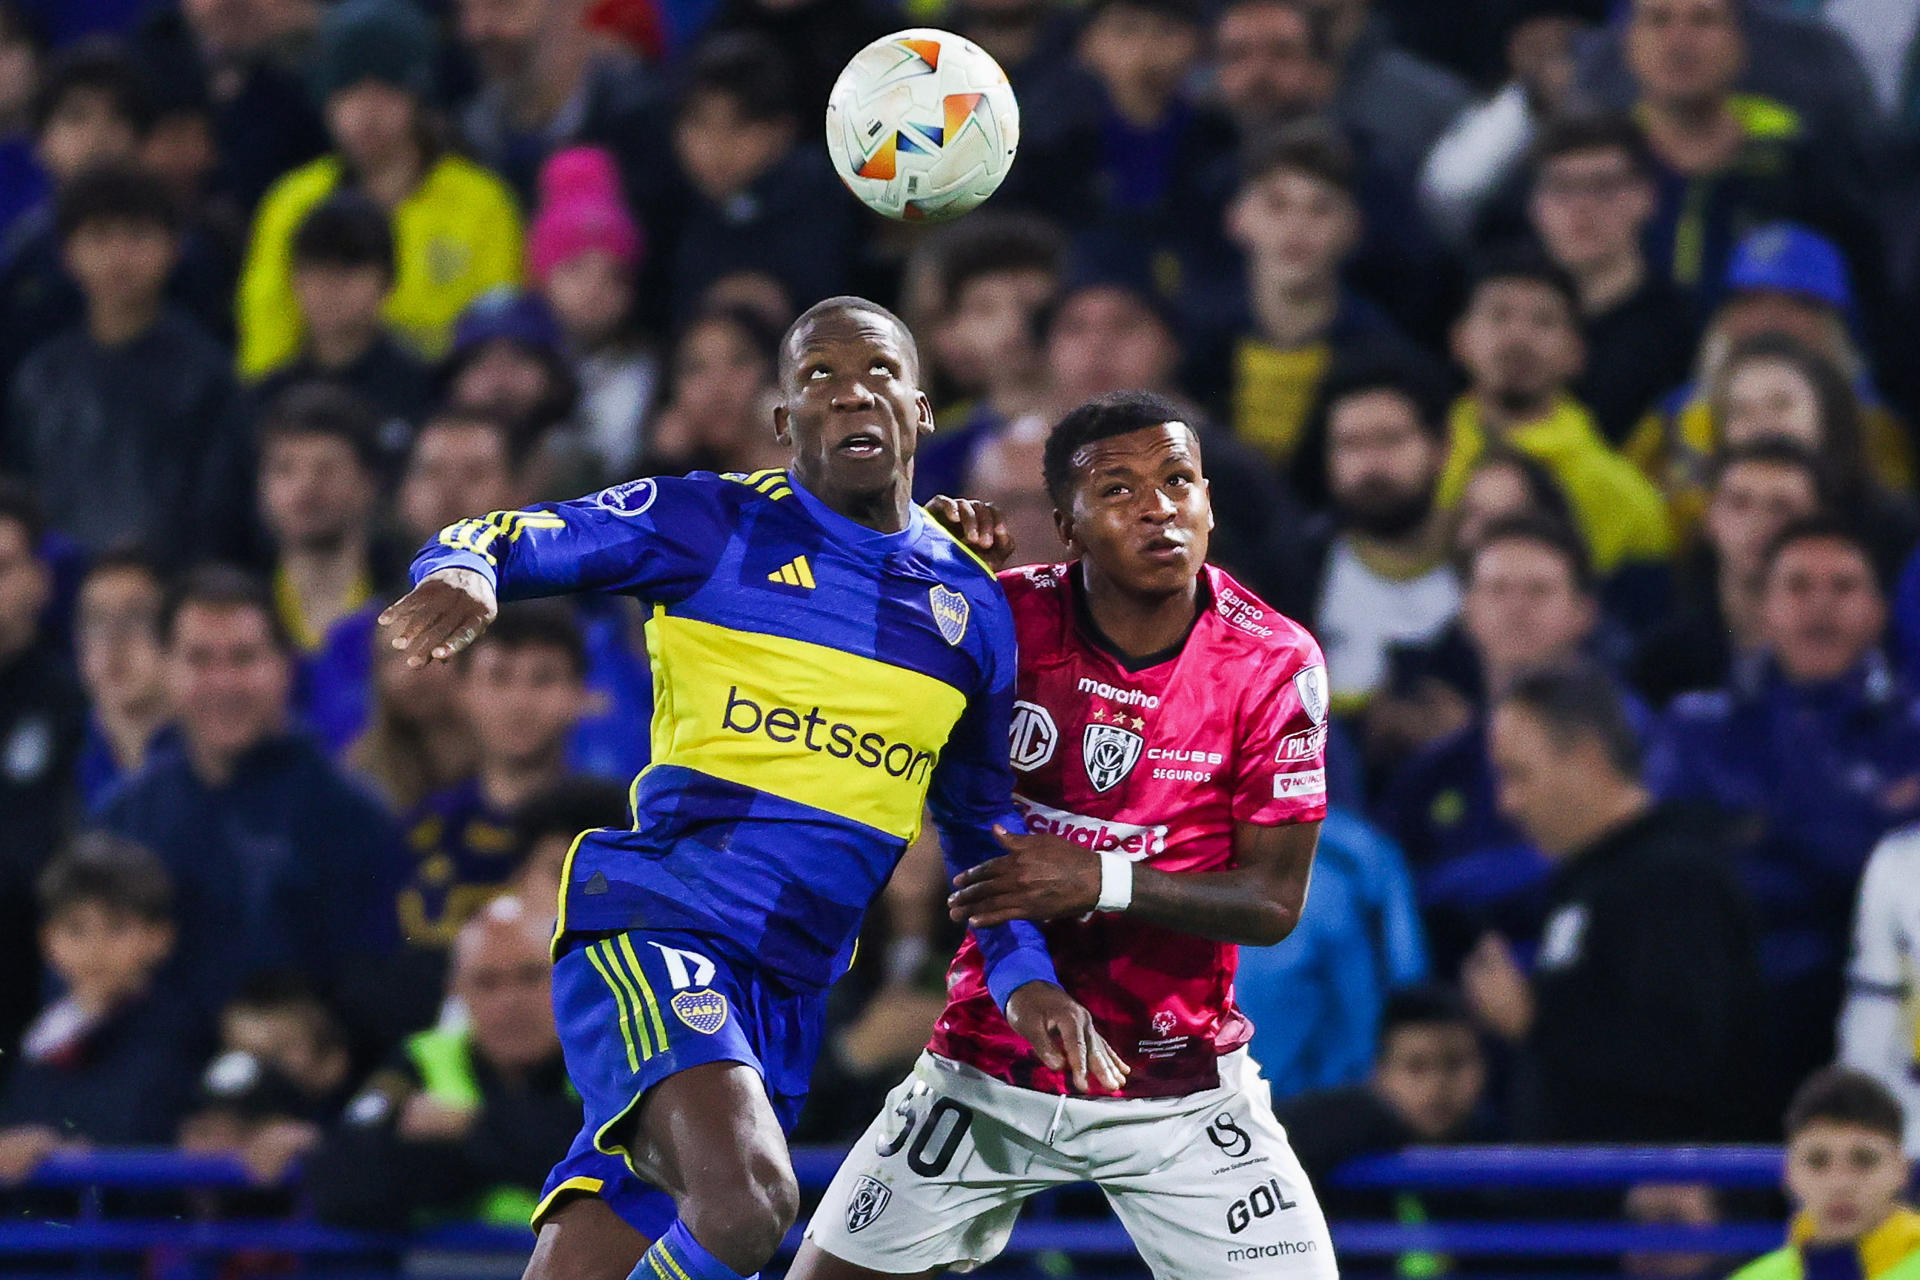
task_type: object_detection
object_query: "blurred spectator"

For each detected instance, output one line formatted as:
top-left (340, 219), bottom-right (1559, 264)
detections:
top-left (1217, 122), bottom-right (1434, 492)
top-left (1294, 366), bottom-right (1459, 713)
top-left (1629, 226), bottom-right (1916, 525)
top-left (1613, 0), bottom-right (1877, 316)
top-left (638, 303), bottom-right (786, 477)
top-left (0, 485), bottom-right (82, 1064)
top-left (1445, 445), bottom-right (1580, 560)
top-left (528, 146), bottom-right (657, 481)
top-left (178, 973), bottom-right (356, 1186)
top-left (1631, 439), bottom-right (1824, 708)
top-left (913, 215), bottom-right (1062, 500)
top-left (707, 0), bottom-right (893, 119)
top-left (0, 834), bottom-right (200, 1182)
top-left (99, 567), bottom-right (405, 1018)
top-left (1375, 517), bottom-right (1600, 915)
top-left (348, 617), bottom-right (479, 812)
top-left (1237, 808), bottom-right (1430, 1098)
top-left (131, 0), bottom-right (329, 214)
top-left (1526, 115), bottom-right (1696, 446)
top-left (399, 603), bottom-right (589, 950)
top-left (1211, 0), bottom-right (1339, 138)
top-left (1437, 250), bottom-right (1671, 574)
top-left (1276, 983), bottom-right (1496, 1218)
top-left (1646, 519), bottom-right (1920, 1102)
top-left (1840, 827), bottom-right (1920, 1159)
top-left (1727, 1068), bottom-right (1919, 1280)
top-left (504, 776), bottom-right (632, 933)
top-left (1467, 662), bottom-right (1764, 1140)
top-left (444, 289), bottom-right (586, 498)
top-left (0, 3), bottom-right (44, 242)
top-left (946, 0), bottom-right (1083, 105)
top-left (256, 384), bottom-right (393, 654)
top-left (237, 0), bottom-right (524, 377)
top-left (251, 193), bottom-right (436, 453)
top-left (1569, 0), bottom-right (1882, 187)
top-left (661, 32), bottom-right (852, 325)
top-left (4, 164), bottom-right (254, 564)
top-left (455, 0), bottom-right (658, 203)
top-left (1313, 0), bottom-right (1470, 178)
top-left (306, 896), bottom-right (579, 1229)
top-left (396, 409), bottom-right (528, 550)
top-left (74, 549), bottom-right (168, 811)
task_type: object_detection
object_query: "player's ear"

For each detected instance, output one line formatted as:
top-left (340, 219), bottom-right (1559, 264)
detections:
top-left (1204, 477), bottom-right (1215, 533)
top-left (915, 391), bottom-right (935, 436)
top-left (1053, 504), bottom-right (1077, 552)
top-left (772, 403), bottom-right (792, 447)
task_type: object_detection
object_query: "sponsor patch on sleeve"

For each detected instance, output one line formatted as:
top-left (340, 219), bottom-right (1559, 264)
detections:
top-left (1274, 769), bottom-right (1326, 800)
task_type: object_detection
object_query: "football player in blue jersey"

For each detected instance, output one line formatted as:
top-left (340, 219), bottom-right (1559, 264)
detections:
top-left (380, 296), bottom-right (1126, 1280)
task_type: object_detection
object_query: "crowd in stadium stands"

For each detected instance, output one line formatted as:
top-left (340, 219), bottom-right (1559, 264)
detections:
top-left (0, 0), bottom-right (1918, 1252)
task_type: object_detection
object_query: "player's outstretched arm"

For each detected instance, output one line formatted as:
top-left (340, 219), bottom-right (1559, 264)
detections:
top-left (949, 820), bottom-right (1320, 948)
top-left (379, 568), bottom-right (498, 668)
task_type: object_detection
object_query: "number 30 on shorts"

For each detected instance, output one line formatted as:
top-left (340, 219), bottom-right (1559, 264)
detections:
top-left (877, 1093), bottom-right (975, 1177)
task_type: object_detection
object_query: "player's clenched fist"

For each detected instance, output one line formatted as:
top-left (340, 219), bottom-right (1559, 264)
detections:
top-left (378, 567), bottom-right (498, 668)
top-left (1004, 981), bottom-right (1129, 1094)
top-left (949, 826), bottom-right (1101, 927)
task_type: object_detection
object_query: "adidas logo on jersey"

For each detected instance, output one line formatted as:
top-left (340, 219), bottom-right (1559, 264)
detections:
top-left (767, 556), bottom-right (816, 589)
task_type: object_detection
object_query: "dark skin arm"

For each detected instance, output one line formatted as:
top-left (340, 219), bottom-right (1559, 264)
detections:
top-left (949, 820), bottom-right (1320, 947)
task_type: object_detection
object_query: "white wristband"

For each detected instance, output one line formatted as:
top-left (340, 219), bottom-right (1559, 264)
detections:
top-left (1096, 850), bottom-right (1134, 912)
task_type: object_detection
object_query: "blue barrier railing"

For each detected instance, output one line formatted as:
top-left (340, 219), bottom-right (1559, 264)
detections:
top-left (1, 1145), bottom-right (1798, 1270)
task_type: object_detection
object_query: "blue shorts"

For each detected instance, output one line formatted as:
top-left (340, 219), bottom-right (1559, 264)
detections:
top-left (532, 927), bottom-right (826, 1240)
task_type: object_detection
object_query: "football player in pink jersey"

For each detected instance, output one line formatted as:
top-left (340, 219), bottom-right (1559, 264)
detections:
top-left (794, 391), bottom-right (1338, 1280)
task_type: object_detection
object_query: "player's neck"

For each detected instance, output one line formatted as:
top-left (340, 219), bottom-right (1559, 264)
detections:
top-left (804, 470), bottom-right (914, 535)
top-left (1076, 563), bottom-right (1202, 667)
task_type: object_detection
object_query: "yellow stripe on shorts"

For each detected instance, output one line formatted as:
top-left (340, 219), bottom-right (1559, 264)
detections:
top-left (583, 942), bottom-right (641, 1072)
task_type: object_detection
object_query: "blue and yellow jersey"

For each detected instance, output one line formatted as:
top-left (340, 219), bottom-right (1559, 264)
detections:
top-left (409, 468), bottom-right (1055, 1003)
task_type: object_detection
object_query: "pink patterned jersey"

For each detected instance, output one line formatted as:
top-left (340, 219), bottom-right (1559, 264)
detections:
top-left (926, 562), bottom-right (1329, 1099)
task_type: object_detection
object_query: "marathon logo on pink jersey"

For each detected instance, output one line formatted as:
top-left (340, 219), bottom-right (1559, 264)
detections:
top-left (1012, 794), bottom-right (1167, 858)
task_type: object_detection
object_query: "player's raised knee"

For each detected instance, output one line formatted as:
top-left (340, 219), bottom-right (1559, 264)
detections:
top-left (683, 1148), bottom-right (798, 1268)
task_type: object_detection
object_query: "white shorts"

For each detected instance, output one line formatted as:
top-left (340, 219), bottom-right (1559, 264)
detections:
top-left (805, 1049), bottom-right (1338, 1278)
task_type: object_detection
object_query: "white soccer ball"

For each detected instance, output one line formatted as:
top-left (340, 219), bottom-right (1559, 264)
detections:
top-left (825, 28), bottom-right (1019, 223)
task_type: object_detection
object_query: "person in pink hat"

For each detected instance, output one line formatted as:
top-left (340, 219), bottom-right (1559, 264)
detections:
top-left (528, 146), bottom-right (657, 481)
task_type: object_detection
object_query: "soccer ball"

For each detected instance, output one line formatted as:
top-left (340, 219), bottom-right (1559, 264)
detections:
top-left (825, 28), bottom-right (1019, 223)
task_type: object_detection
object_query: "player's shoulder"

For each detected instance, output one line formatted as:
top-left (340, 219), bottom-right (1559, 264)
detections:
top-left (915, 512), bottom-right (1006, 596)
top-left (586, 470), bottom-right (788, 520)
top-left (995, 561), bottom-right (1071, 611)
top-left (1201, 565), bottom-right (1322, 667)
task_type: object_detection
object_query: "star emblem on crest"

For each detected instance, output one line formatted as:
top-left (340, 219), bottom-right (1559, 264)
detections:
top-left (1092, 706), bottom-right (1107, 721)
top-left (1131, 716), bottom-right (1145, 730)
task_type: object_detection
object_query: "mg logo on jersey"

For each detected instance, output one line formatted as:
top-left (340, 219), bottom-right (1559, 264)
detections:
top-left (1008, 701), bottom-right (1057, 771)
top-left (845, 1175), bottom-right (892, 1233)
top-left (929, 586), bottom-right (969, 646)
top-left (1083, 722), bottom-right (1144, 792)
top-left (1293, 664), bottom-right (1330, 727)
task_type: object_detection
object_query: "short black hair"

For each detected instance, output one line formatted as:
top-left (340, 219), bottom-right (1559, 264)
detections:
top-left (1087, 0), bottom-right (1206, 26)
top-left (1465, 244), bottom-right (1582, 323)
top-left (1783, 1066), bottom-right (1905, 1143)
top-left (291, 192), bottom-right (395, 278)
top-left (0, 476), bottom-right (46, 547)
top-left (1760, 514), bottom-right (1877, 589)
top-left (1239, 117), bottom-right (1357, 197)
top-left (514, 777), bottom-right (632, 862)
top-left (38, 830), bottom-right (173, 924)
top-left (778, 295), bottom-right (919, 387)
top-left (682, 31), bottom-right (795, 123)
top-left (1320, 361), bottom-right (1450, 443)
top-left (226, 971), bottom-right (347, 1055)
top-left (1707, 437), bottom-right (1829, 502)
top-left (937, 213), bottom-right (1065, 311)
top-left (54, 162), bottom-right (180, 243)
top-left (259, 381), bottom-right (383, 473)
top-left (1529, 113), bottom-right (1655, 181)
top-left (82, 545), bottom-right (167, 589)
top-left (412, 407), bottom-right (530, 470)
top-left (1216, 0), bottom-right (1335, 60)
top-left (466, 600), bottom-right (587, 678)
top-left (1470, 511), bottom-right (1596, 595)
top-left (1498, 660), bottom-right (1642, 778)
top-left (32, 38), bottom-right (151, 137)
top-left (161, 565), bottom-right (292, 653)
top-left (1043, 390), bottom-right (1197, 506)
top-left (1377, 983), bottom-right (1476, 1051)
top-left (0, 2), bottom-right (44, 54)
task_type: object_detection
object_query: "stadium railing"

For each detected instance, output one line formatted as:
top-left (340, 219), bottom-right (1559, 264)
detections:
top-left (1, 1144), bottom-right (1803, 1278)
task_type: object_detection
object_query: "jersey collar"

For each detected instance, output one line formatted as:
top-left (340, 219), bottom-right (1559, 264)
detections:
top-left (788, 469), bottom-right (924, 555)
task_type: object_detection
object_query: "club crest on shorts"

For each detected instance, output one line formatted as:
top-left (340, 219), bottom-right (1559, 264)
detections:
top-left (669, 988), bottom-right (728, 1035)
top-left (1083, 722), bottom-right (1144, 792)
top-left (930, 586), bottom-right (969, 646)
top-left (845, 1175), bottom-right (892, 1233)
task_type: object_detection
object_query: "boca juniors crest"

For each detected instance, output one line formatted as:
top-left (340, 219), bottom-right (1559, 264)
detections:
top-left (930, 586), bottom-right (969, 646)
top-left (670, 988), bottom-right (728, 1034)
top-left (1083, 722), bottom-right (1144, 792)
